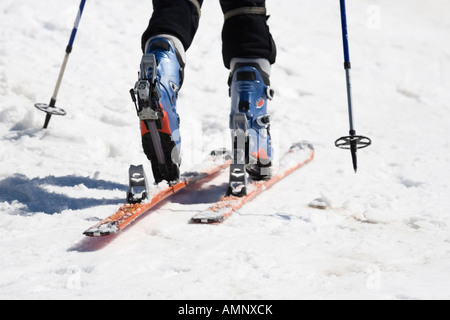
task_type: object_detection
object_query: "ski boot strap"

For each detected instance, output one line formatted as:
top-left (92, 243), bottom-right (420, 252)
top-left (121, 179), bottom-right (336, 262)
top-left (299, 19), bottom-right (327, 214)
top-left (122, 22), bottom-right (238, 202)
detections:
top-left (188, 0), bottom-right (202, 17)
top-left (224, 7), bottom-right (267, 21)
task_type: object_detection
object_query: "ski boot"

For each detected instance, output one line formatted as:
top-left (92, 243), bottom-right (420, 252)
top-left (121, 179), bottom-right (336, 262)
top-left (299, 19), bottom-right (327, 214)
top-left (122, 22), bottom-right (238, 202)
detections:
top-left (130, 36), bottom-right (185, 184)
top-left (227, 59), bottom-right (274, 196)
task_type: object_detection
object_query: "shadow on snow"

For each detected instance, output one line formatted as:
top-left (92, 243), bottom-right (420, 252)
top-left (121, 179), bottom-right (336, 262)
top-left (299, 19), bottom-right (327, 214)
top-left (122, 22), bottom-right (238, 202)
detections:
top-left (0, 174), bottom-right (127, 214)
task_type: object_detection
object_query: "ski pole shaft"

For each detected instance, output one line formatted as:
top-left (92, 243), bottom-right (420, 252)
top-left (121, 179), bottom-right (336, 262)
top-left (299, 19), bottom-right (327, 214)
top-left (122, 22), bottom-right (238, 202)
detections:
top-left (51, 5), bottom-right (83, 106)
top-left (335, 0), bottom-right (372, 172)
top-left (43, 52), bottom-right (70, 128)
top-left (42, 0), bottom-right (87, 129)
top-left (339, 0), bottom-right (355, 134)
top-left (340, 0), bottom-right (351, 65)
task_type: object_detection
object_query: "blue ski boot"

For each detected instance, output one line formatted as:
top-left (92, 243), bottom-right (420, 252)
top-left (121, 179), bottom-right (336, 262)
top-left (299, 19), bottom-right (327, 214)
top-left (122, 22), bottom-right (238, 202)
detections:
top-left (229, 59), bottom-right (274, 187)
top-left (131, 36), bottom-right (185, 184)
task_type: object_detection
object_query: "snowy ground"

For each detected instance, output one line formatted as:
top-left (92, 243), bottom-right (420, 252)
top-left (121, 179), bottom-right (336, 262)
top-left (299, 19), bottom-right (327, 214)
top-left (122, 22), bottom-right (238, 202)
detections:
top-left (1, 0), bottom-right (450, 300)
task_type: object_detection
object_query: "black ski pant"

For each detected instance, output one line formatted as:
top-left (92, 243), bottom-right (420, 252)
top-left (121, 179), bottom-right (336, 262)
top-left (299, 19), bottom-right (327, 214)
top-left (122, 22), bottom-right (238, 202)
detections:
top-left (141, 0), bottom-right (277, 69)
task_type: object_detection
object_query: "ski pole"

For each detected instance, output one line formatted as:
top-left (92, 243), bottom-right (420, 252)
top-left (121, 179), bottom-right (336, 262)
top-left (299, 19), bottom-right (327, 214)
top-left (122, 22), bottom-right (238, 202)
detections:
top-left (35, 0), bottom-right (87, 129)
top-left (335, 0), bottom-right (371, 172)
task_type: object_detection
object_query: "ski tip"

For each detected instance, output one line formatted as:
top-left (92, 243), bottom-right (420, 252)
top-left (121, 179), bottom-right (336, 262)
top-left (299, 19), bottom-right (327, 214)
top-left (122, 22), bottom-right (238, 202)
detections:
top-left (83, 230), bottom-right (117, 237)
top-left (83, 222), bottom-right (119, 237)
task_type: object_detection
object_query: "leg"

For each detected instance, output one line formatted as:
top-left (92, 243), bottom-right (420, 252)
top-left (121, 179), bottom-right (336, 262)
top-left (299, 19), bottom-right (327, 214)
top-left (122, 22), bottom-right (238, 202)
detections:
top-left (219, 0), bottom-right (276, 70)
top-left (220, 0), bottom-right (277, 185)
top-left (141, 0), bottom-right (203, 52)
top-left (134, 0), bottom-right (203, 184)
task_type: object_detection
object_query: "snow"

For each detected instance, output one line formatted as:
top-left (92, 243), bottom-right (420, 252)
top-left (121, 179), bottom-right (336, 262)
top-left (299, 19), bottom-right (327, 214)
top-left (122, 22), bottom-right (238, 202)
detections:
top-left (1, 0), bottom-right (450, 300)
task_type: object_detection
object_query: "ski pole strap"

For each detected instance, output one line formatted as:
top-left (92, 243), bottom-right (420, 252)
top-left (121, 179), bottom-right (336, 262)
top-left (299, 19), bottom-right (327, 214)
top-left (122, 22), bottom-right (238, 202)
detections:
top-left (66, 0), bottom-right (87, 53)
top-left (224, 7), bottom-right (267, 20)
top-left (188, 0), bottom-right (202, 17)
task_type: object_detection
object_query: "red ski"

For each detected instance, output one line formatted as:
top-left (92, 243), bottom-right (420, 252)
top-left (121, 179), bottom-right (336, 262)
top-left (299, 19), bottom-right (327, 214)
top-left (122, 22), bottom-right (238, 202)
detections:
top-left (191, 142), bottom-right (314, 223)
top-left (83, 152), bottom-right (231, 236)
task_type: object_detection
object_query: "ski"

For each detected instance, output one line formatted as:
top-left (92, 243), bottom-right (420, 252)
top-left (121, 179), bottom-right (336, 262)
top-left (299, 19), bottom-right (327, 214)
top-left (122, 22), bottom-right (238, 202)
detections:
top-left (191, 142), bottom-right (314, 223)
top-left (83, 150), bottom-right (231, 237)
